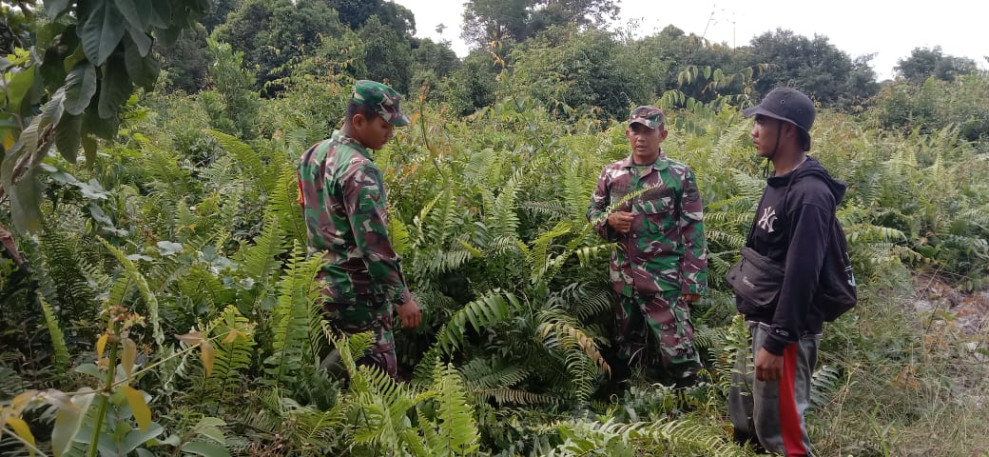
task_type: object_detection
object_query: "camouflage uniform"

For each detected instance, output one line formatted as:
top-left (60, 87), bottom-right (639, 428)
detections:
top-left (297, 80), bottom-right (411, 378)
top-left (587, 106), bottom-right (708, 376)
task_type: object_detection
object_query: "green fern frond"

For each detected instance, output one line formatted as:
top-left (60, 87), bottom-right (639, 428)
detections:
top-left (105, 276), bottom-right (135, 308)
top-left (529, 221), bottom-right (574, 283)
top-left (348, 365), bottom-right (418, 453)
top-left (565, 285), bottom-right (613, 322)
top-left (410, 343), bottom-right (445, 387)
top-left (39, 225), bottom-right (93, 314)
top-left (433, 289), bottom-right (521, 354)
top-left (845, 223), bottom-right (907, 243)
top-left (425, 363), bottom-right (481, 455)
top-left (39, 293), bottom-right (70, 371)
top-left (241, 215), bottom-right (288, 284)
top-left (264, 242), bottom-right (323, 384)
top-left (474, 387), bottom-right (561, 406)
top-left (209, 130), bottom-right (279, 196)
top-left (290, 403), bottom-right (347, 453)
top-left (489, 173), bottom-right (522, 239)
top-left (0, 367), bottom-right (25, 399)
top-left (537, 316), bottom-right (611, 378)
top-left (99, 237), bottom-right (164, 345)
top-left (650, 417), bottom-right (747, 456)
top-left (575, 243), bottom-right (613, 268)
top-left (202, 305), bottom-right (256, 400)
top-left (810, 365), bottom-right (843, 410)
top-left (459, 356), bottom-right (531, 390)
top-left (270, 165), bottom-right (308, 246)
top-left (520, 200), bottom-right (568, 219)
top-left (388, 213), bottom-right (412, 257)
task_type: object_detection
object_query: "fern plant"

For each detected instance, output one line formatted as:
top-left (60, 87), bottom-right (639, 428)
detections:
top-left (264, 242), bottom-right (324, 387)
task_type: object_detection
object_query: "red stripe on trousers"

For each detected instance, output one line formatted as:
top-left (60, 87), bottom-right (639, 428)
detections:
top-left (779, 343), bottom-right (807, 456)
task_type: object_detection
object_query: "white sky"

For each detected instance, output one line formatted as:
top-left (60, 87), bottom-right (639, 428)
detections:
top-left (393, 0), bottom-right (988, 80)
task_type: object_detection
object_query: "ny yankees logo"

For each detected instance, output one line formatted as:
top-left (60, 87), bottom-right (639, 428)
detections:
top-left (758, 206), bottom-right (777, 233)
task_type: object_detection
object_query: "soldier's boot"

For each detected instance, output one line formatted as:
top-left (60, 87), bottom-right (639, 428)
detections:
top-left (319, 348), bottom-right (347, 379)
top-left (671, 360), bottom-right (701, 388)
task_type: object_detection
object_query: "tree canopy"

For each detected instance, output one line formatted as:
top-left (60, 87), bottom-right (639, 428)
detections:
top-left (896, 46), bottom-right (979, 82)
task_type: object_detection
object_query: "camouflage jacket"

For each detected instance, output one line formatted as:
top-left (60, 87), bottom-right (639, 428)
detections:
top-left (587, 151), bottom-right (708, 297)
top-left (297, 130), bottom-right (412, 306)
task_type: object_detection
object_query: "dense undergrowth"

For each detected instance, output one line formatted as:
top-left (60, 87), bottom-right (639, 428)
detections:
top-left (1, 73), bottom-right (988, 456)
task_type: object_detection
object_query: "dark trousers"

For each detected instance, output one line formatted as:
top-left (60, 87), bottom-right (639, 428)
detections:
top-left (729, 321), bottom-right (818, 456)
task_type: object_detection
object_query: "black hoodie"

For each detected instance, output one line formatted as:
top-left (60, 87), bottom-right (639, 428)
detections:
top-left (737, 157), bottom-right (847, 355)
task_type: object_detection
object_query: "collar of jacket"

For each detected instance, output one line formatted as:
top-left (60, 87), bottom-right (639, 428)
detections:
top-left (620, 148), bottom-right (669, 171)
top-left (331, 130), bottom-right (375, 161)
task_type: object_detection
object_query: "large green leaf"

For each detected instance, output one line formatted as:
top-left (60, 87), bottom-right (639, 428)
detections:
top-left (82, 134), bottom-right (98, 163)
top-left (98, 57), bottom-right (133, 119)
top-left (83, 106), bottom-right (119, 140)
top-left (181, 442), bottom-right (231, 457)
top-left (79, 2), bottom-right (126, 66)
top-left (119, 423), bottom-right (164, 455)
top-left (8, 166), bottom-right (43, 233)
top-left (148, 1), bottom-right (171, 28)
top-left (114, 0), bottom-right (152, 30)
top-left (44, 0), bottom-right (72, 19)
top-left (6, 66), bottom-right (37, 115)
top-left (126, 23), bottom-right (153, 57)
top-left (2, 116), bottom-right (42, 233)
top-left (63, 63), bottom-right (97, 116)
top-left (124, 42), bottom-right (160, 90)
top-left (42, 89), bottom-right (66, 131)
top-left (54, 114), bottom-right (83, 162)
top-left (51, 390), bottom-right (95, 457)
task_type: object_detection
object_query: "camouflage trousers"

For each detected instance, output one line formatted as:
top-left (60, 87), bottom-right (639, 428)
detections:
top-left (322, 300), bottom-right (397, 378)
top-left (614, 290), bottom-right (699, 376)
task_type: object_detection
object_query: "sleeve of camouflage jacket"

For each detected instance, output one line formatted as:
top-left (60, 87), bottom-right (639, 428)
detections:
top-left (587, 167), bottom-right (619, 241)
top-left (342, 163), bottom-right (413, 306)
top-left (678, 168), bottom-right (708, 295)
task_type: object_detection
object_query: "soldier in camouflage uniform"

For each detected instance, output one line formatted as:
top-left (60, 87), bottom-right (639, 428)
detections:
top-left (296, 80), bottom-right (421, 379)
top-left (587, 106), bottom-right (708, 386)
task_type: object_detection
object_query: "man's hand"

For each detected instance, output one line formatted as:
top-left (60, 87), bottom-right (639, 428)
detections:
top-left (682, 293), bottom-right (700, 303)
top-left (607, 211), bottom-right (635, 234)
top-left (755, 347), bottom-right (784, 382)
top-left (396, 298), bottom-right (421, 329)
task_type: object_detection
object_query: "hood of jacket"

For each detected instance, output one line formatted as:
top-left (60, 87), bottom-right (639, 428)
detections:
top-left (766, 156), bottom-right (847, 205)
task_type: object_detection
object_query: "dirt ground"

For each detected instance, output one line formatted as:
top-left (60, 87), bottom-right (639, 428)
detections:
top-left (912, 274), bottom-right (989, 338)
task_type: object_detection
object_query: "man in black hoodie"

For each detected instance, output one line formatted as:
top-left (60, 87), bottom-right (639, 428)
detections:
top-left (728, 87), bottom-right (846, 456)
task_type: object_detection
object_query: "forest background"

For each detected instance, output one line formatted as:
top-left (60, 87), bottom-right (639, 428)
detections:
top-left (1, 0), bottom-right (988, 456)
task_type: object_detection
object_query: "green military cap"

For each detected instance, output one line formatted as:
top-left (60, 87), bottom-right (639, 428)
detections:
top-left (351, 80), bottom-right (410, 127)
top-left (628, 105), bottom-right (665, 130)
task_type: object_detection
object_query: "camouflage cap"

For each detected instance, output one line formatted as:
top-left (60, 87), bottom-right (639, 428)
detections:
top-left (628, 106), bottom-right (665, 130)
top-left (351, 80), bottom-right (410, 127)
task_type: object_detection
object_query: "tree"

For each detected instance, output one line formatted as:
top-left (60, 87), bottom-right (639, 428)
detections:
top-left (462, 0), bottom-right (618, 48)
top-left (413, 38), bottom-right (460, 78)
top-left (631, 25), bottom-right (748, 103)
top-left (745, 29), bottom-right (873, 104)
top-left (201, 0), bottom-right (241, 32)
top-left (896, 46), bottom-right (978, 82)
top-left (842, 54), bottom-right (880, 106)
top-left (0, 0), bottom-right (211, 234)
top-left (328, 0), bottom-right (383, 29)
top-left (528, 0), bottom-right (619, 32)
top-left (158, 24), bottom-right (212, 93)
top-left (328, 0), bottom-right (416, 36)
top-left (213, 0), bottom-right (346, 89)
top-left (505, 25), bottom-right (652, 120)
top-left (200, 40), bottom-right (260, 138)
top-left (410, 38), bottom-right (461, 99)
top-left (359, 16), bottom-right (414, 94)
top-left (443, 50), bottom-right (500, 116)
top-left (463, 0), bottom-right (530, 47)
